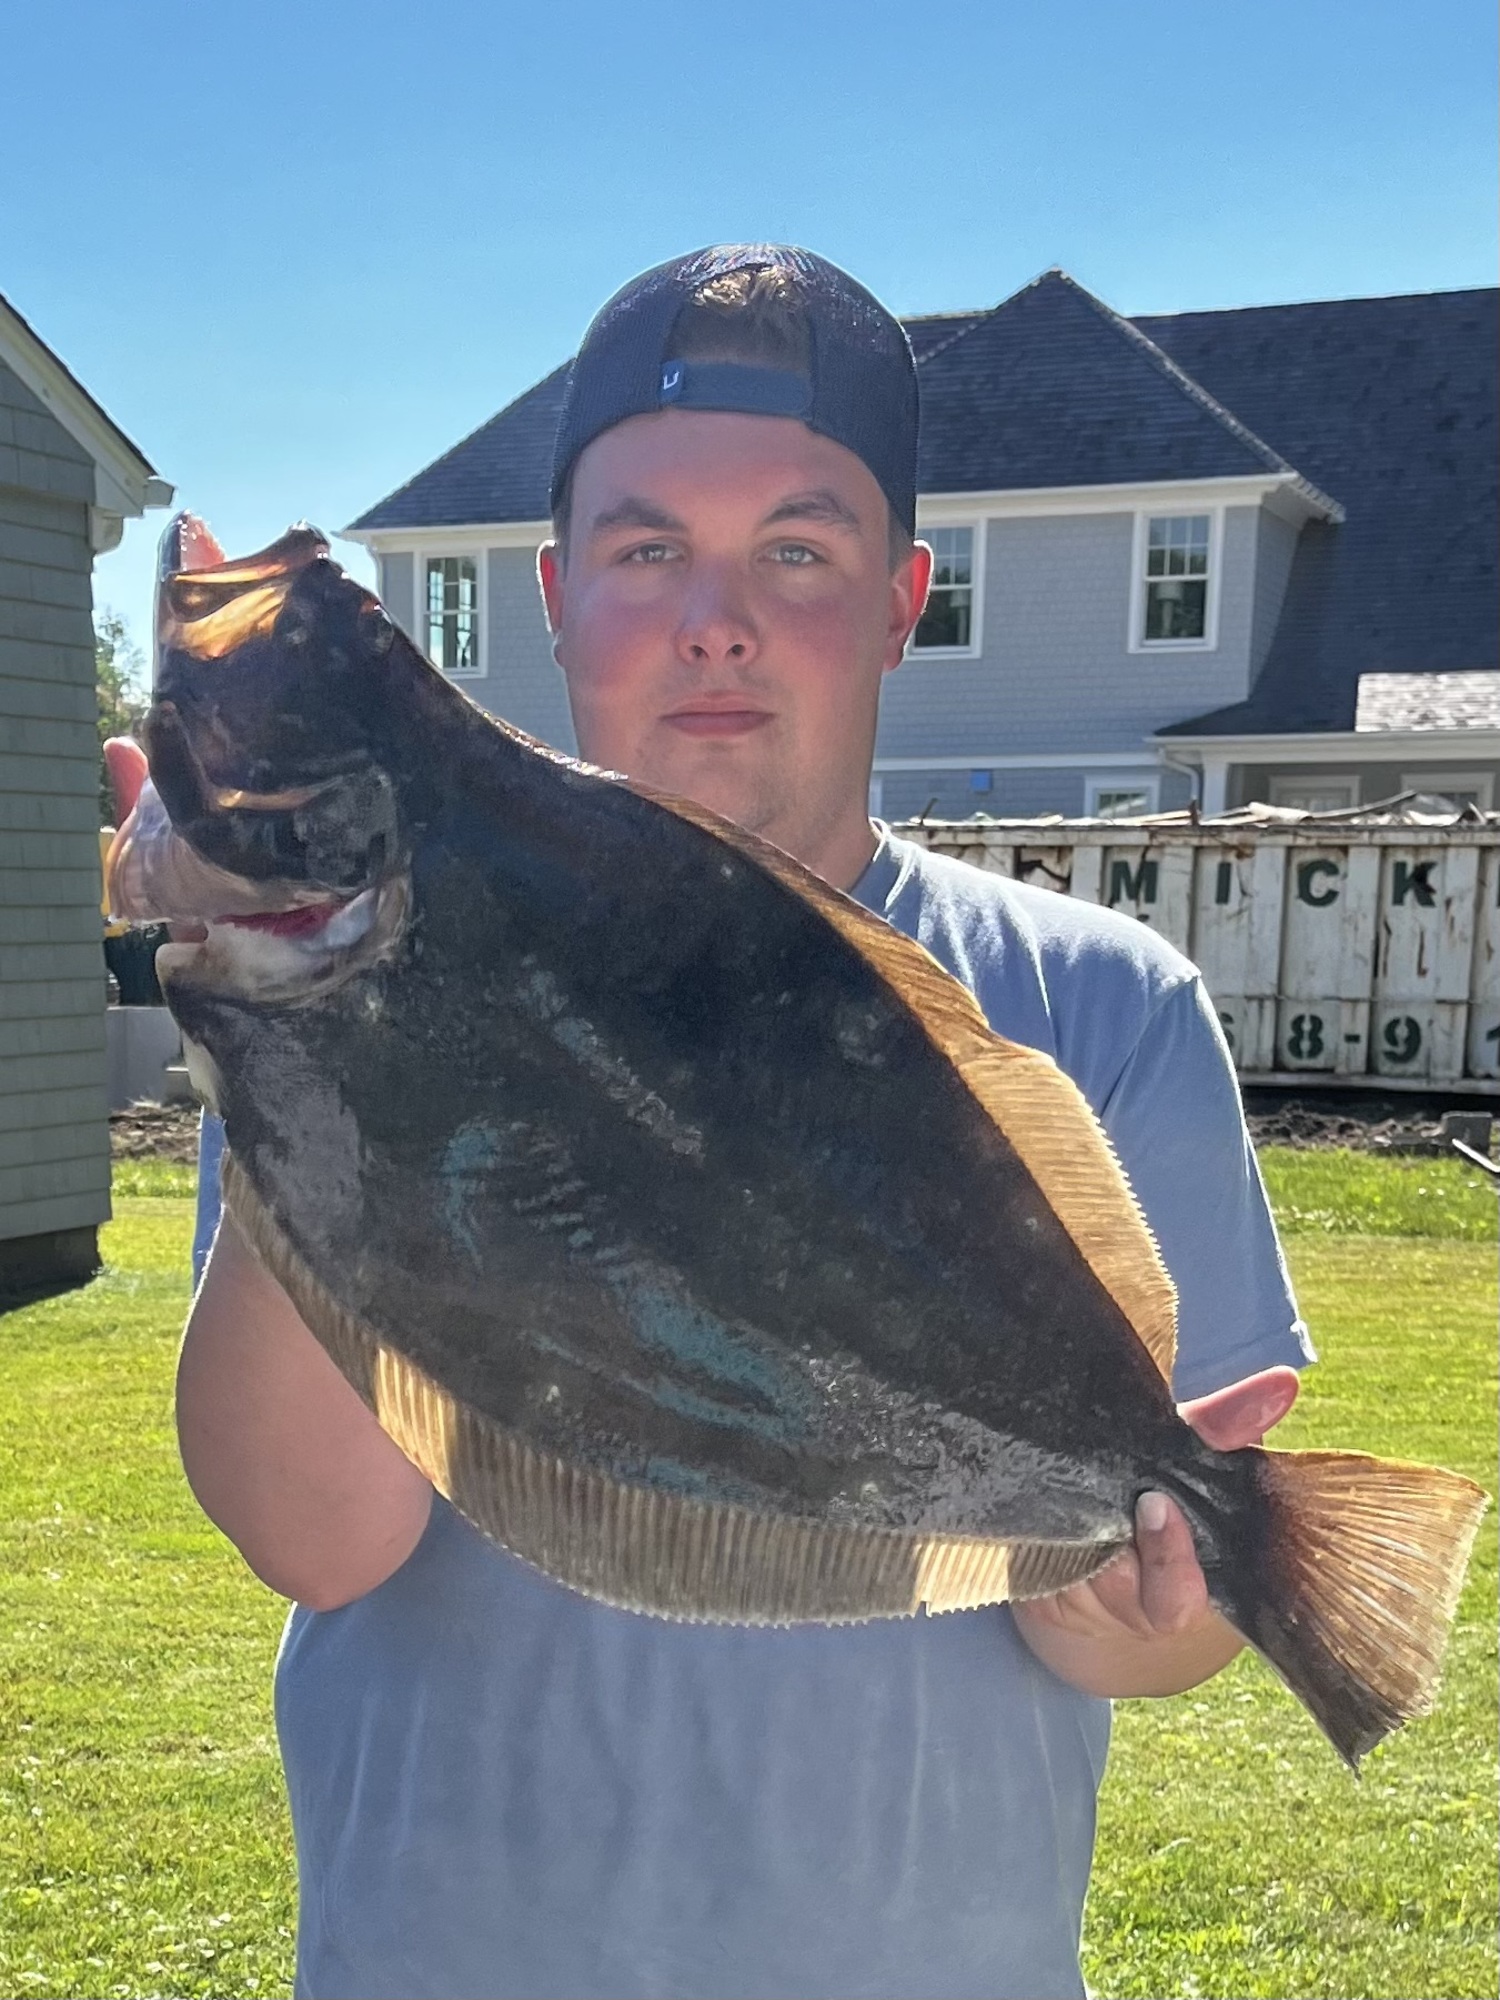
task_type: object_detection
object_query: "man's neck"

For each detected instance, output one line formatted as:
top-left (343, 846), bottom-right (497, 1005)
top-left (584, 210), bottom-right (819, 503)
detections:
top-left (784, 814), bottom-right (881, 895)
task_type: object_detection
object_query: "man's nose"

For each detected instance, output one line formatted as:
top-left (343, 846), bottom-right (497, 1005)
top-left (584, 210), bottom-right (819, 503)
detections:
top-left (675, 563), bottom-right (758, 666)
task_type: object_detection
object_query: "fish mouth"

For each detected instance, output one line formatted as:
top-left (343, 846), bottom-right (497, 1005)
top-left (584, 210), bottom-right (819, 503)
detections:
top-left (108, 775), bottom-right (410, 1007)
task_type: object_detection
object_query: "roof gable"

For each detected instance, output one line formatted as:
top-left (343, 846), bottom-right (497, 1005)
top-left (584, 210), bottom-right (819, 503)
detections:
top-left (913, 269), bottom-right (1306, 494)
top-left (0, 291), bottom-right (167, 522)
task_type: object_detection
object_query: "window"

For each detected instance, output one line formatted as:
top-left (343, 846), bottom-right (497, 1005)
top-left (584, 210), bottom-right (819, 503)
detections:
top-left (1268, 775), bottom-right (1358, 814)
top-left (913, 525), bottom-right (976, 651)
top-left (1141, 514), bottom-right (1211, 643)
top-left (425, 556), bottom-right (482, 677)
top-left (1400, 770), bottom-right (1494, 811)
top-left (1085, 775), bottom-right (1160, 819)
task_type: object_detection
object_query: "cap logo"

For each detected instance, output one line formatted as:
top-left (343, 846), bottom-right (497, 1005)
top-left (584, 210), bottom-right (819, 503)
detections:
top-left (660, 363), bottom-right (684, 402)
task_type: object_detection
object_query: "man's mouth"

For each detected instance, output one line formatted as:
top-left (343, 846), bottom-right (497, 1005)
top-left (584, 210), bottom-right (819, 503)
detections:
top-left (663, 705), bottom-right (774, 739)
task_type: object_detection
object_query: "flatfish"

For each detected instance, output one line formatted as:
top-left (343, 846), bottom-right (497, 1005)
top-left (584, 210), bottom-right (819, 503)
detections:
top-left (107, 517), bottom-right (1487, 1766)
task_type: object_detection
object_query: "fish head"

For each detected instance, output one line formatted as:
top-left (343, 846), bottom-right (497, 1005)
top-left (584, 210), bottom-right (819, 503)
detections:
top-left (106, 514), bottom-right (413, 1015)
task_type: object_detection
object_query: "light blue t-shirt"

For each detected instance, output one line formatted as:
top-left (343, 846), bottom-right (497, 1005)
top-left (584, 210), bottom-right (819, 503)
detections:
top-left (194, 830), bottom-right (1311, 2000)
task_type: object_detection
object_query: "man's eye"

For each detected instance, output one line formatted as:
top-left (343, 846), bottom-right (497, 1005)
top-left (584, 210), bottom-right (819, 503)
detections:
top-left (622, 542), bottom-right (675, 565)
top-left (769, 543), bottom-right (821, 566)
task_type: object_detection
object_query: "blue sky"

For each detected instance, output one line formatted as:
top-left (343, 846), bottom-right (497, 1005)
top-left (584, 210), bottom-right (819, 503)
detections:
top-left (2, 0), bottom-right (1494, 665)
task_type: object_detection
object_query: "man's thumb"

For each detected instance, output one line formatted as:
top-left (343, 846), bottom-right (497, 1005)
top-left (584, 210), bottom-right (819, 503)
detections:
top-left (103, 737), bottom-right (149, 828)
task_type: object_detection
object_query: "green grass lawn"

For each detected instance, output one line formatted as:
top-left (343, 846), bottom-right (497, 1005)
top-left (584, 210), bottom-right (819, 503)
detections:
top-left (0, 1150), bottom-right (1495, 1999)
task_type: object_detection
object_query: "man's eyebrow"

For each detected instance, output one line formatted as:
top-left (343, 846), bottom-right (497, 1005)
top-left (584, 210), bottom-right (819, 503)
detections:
top-left (587, 497), bottom-right (687, 537)
top-left (760, 488), bottom-right (863, 532)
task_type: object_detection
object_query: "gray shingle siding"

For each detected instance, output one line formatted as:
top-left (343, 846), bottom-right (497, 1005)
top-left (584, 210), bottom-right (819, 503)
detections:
top-left (876, 507), bottom-right (1258, 763)
top-left (0, 359), bottom-right (108, 1251)
top-left (1248, 508), bottom-right (1300, 686)
top-left (484, 548), bottom-right (575, 751)
top-left (376, 550), bottom-right (415, 638)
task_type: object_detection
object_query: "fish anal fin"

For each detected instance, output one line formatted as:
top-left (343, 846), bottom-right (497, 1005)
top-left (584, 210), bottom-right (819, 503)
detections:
top-left (631, 785), bottom-right (1179, 1387)
top-left (221, 1152), bottom-right (1127, 1627)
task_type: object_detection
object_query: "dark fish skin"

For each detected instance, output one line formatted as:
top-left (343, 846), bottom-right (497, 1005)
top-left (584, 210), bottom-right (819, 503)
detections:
top-left (115, 522), bottom-right (1487, 1768)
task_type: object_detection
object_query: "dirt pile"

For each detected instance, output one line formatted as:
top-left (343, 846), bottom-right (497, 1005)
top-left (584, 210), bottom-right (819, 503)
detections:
top-left (110, 1101), bottom-right (201, 1163)
top-left (1244, 1095), bottom-right (1486, 1155)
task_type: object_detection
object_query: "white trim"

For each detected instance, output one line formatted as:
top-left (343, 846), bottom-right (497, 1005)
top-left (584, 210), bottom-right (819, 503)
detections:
top-left (873, 749), bottom-right (1157, 772)
top-left (917, 471), bottom-right (1340, 525)
top-left (346, 520), bottom-right (550, 553)
top-left (0, 294), bottom-right (170, 515)
top-left (1127, 506), bottom-right (1222, 655)
top-left (347, 470), bottom-right (1341, 554)
top-left (418, 550), bottom-right (489, 680)
top-left (1157, 726), bottom-right (1500, 763)
top-left (1400, 769), bottom-right (1495, 807)
top-left (908, 517), bottom-right (984, 660)
top-left (1084, 772), bottom-right (1161, 817)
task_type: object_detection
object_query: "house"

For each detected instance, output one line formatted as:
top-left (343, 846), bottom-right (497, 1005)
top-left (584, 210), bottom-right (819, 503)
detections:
top-left (345, 271), bottom-right (1497, 824)
top-left (0, 290), bottom-right (172, 1297)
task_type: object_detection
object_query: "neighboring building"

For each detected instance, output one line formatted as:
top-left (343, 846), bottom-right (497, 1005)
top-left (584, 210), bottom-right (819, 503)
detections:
top-left (0, 291), bottom-right (171, 1296)
top-left (345, 272), bottom-right (1497, 823)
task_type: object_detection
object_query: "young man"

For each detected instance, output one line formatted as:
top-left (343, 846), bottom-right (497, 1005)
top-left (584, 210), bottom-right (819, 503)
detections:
top-left (174, 245), bottom-right (1311, 2000)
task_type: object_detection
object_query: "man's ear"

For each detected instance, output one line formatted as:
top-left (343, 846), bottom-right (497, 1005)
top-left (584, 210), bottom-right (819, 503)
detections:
top-left (885, 539), bottom-right (933, 673)
top-left (537, 541), bottom-right (564, 636)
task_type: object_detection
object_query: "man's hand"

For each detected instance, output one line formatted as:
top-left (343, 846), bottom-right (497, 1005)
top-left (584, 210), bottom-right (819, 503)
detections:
top-left (104, 735), bottom-right (149, 827)
top-left (1012, 1366), bottom-right (1299, 1697)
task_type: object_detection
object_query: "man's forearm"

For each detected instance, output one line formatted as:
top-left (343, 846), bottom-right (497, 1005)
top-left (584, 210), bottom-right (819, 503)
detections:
top-left (177, 1212), bottom-right (433, 1609)
top-left (1012, 1597), bottom-right (1243, 1698)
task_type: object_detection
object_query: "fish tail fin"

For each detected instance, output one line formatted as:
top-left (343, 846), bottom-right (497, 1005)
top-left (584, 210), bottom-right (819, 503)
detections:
top-left (1242, 1448), bottom-right (1488, 1769)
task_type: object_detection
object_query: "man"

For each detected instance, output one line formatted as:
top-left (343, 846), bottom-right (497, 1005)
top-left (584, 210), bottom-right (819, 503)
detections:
top-left (169, 245), bottom-right (1311, 1999)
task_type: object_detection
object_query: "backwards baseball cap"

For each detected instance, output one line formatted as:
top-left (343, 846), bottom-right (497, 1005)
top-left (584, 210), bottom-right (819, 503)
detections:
top-left (549, 244), bottom-right (919, 535)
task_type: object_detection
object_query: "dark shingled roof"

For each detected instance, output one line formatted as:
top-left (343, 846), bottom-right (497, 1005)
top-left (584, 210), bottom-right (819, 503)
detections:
top-left (349, 274), bottom-right (1313, 530)
top-left (1147, 288), bottom-right (1498, 735)
top-left (348, 275), bottom-right (1498, 742)
top-left (913, 270), bottom-right (1310, 494)
top-left (350, 363), bottom-right (570, 531)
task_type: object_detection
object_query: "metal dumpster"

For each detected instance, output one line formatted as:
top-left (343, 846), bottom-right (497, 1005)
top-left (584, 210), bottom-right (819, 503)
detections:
top-left (895, 805), bottom-right (1500, 1092)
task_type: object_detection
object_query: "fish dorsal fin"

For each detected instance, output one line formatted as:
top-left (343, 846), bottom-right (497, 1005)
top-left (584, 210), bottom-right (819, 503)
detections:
top-left (631, 785), bottom-right (1179, 1387)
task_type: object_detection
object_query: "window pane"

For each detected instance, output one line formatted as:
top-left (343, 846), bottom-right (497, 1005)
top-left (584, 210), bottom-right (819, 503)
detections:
top-left (914, 587), bottom-right (971, 649)
top-left (1144, 577), bottom-right (1207, 640)
top-left (426, 556), bottom-right (480, 674)
top-left (924, 525), bottom-right (972, 588)
top-left (1093, 788), bottom-right (1150, 819)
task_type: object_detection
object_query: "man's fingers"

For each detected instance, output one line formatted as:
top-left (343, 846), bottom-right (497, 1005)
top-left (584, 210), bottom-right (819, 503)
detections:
top-left (103, 737), bottom-right (149, 828)
top-left (1133, 1492), bottom-right (1209, 1634)
top-left (1178, 1366), bottom-right (1299, 1452)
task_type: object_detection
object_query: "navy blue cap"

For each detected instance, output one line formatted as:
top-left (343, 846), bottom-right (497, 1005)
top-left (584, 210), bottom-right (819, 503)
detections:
top-left (550, 244), bottom-right (919, 534)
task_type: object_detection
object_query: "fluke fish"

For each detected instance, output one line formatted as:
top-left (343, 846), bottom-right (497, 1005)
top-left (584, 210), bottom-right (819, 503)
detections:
top-left (108, 517), bottom-right (1487, 1768)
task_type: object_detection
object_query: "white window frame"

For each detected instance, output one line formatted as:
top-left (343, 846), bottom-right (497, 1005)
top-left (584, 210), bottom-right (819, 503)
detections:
top-left (1127, 507), bottom-right (1222, 654)
top-left (1084, 773), bottom-right (1161, 819)
top-left (422, 550), bottom-right (488, 679)
top-left (1268, 774), bottom-right (1358, 812)
top-left (909, 518), bottom-right (984, 659)
top-left (1400, 770), bottom-right (1494, 809)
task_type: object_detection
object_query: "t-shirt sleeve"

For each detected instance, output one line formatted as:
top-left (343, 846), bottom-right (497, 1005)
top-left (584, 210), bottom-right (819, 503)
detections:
top-left (1097, 977), bottom-right (1314, 1402)
top-left (193, 1111), bottom-right (226, 1288)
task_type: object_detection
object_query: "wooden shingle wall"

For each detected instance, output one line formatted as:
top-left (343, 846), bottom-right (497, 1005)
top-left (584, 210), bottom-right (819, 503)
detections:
top-left (0, 355), bottom-right (109, 1288)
